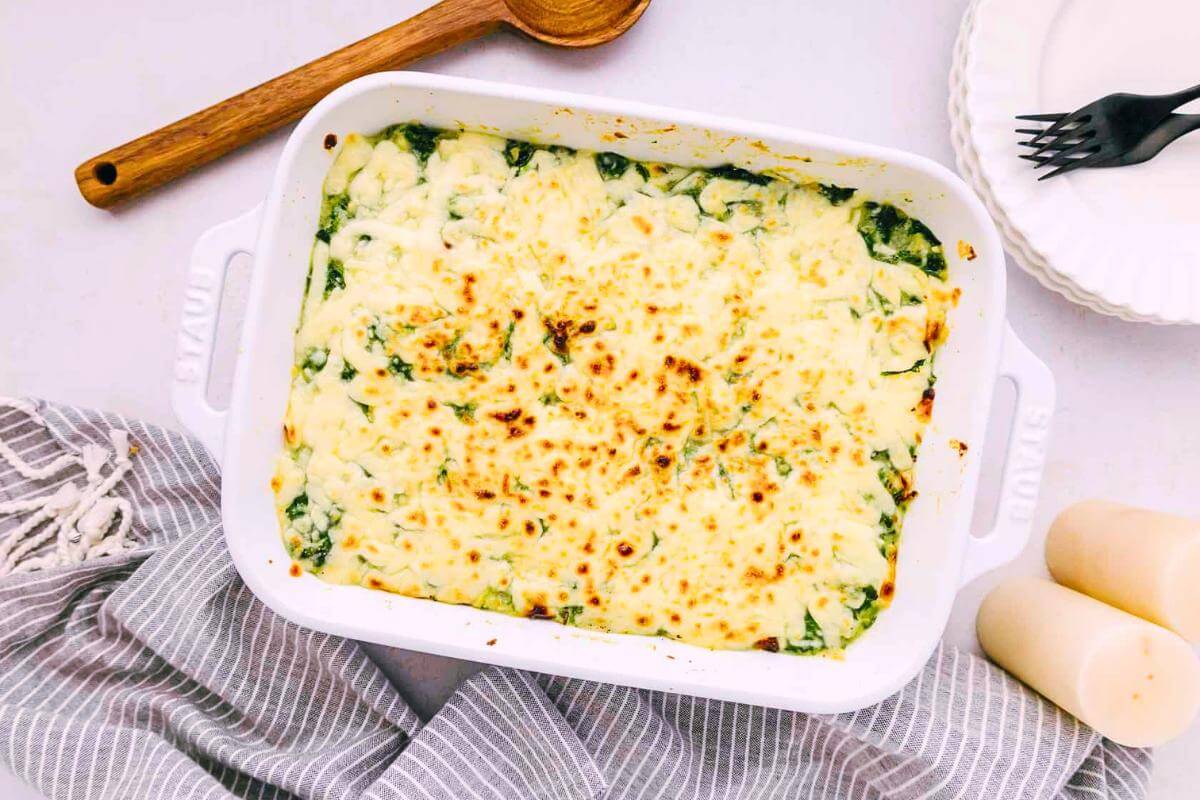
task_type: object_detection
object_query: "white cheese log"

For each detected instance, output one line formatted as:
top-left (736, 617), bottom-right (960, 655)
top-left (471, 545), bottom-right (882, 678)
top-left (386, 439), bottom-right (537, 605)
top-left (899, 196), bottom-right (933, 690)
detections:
top-left (977, 577), bottom-right (1200, 747)
top-left (1046, 501), bottom-right (1200, 642)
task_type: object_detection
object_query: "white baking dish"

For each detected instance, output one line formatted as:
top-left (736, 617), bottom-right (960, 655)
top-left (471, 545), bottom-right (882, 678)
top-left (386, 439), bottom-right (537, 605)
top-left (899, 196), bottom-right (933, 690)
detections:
top-left (171, 72), bottom-right (1054, 713)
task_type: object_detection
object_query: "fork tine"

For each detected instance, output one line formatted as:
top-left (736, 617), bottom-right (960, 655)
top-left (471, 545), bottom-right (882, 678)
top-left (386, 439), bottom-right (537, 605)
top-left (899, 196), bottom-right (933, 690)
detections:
top-left (1026, 125), bottom-right (1093, 159)
top-left (1015, 113), bottom-right (1065, 122)
top-left (1014, 127), bottom-right (1083, 140)
top-left (1021, 140), bottom-right (1100, 170)
top-left (1017, 120), bottom-right (1087, 148)
top-left (1043, 138), bottom-right (1100, 164)
top-left (1017, 135), bottom-right (1090, 149)
top-left (1033, 141), bottom-right (1102, 171)
top-left (1029, 112), bottom-right (1091, 147)
top-left (1038, 149), bottom-right (1105, 180)
top-left (1022, 152), bottom-right (1071, 168)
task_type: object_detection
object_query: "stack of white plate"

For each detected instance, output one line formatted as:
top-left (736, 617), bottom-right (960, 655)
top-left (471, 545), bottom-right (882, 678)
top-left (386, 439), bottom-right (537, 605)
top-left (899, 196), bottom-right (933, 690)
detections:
top-left (950, 0), bottom-right (1200, 324)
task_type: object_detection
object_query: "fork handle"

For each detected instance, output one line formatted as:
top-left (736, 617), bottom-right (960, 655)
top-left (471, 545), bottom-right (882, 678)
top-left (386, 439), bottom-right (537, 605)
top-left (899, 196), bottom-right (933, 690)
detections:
top-left (1138, 113), bottom-right (1200, 158)
top-left (1164, 82), bottom-right (1200, 109)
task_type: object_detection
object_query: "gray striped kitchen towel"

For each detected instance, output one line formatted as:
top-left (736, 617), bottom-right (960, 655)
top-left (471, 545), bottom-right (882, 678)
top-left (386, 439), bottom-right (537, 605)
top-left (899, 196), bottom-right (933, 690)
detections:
top-left (0, 398), bottom-right (1152, 800)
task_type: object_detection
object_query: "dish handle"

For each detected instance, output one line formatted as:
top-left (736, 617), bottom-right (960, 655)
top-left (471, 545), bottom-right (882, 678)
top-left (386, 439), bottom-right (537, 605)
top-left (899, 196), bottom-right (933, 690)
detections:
top-left (960, 325), bottom-right (1056, 586)
top-left (170, 206), bottom-right (263, 464)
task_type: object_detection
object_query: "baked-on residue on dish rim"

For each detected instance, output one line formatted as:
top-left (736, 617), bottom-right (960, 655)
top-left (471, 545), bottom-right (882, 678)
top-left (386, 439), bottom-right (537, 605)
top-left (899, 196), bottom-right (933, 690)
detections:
top-left (271, 123), bottom-right (957, 657)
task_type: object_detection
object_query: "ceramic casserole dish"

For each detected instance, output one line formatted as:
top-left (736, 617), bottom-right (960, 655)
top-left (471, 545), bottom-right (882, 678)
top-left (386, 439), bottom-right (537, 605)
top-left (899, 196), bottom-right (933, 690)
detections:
top-left (171, 71), bottom-right (1054, 713)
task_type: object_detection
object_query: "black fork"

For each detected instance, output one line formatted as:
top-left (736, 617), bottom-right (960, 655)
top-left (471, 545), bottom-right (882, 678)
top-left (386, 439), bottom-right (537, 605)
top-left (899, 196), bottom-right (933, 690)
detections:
top-left (1015, 82), bottom-right (1200, 179)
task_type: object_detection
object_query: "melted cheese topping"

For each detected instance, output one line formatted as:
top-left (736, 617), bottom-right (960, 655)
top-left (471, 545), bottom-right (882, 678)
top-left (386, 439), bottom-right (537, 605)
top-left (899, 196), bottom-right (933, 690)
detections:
top-left (272, 126), bottom-right (956, 654)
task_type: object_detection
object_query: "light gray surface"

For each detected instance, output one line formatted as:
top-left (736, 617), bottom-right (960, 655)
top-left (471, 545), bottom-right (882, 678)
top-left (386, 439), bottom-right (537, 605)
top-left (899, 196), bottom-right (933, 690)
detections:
top-left (1, 1), bottom-right (1196, 797)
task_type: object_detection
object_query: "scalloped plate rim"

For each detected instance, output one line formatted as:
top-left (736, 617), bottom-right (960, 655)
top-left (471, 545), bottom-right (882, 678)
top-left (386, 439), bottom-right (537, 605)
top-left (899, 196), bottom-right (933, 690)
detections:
top-left (959, 0), bottom-right (1200, 325)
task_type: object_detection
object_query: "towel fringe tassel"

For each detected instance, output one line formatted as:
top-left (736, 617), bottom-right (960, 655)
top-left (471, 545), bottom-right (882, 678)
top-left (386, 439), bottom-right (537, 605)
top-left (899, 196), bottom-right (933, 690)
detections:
top-left (0, 398), bottom-right (136, 575)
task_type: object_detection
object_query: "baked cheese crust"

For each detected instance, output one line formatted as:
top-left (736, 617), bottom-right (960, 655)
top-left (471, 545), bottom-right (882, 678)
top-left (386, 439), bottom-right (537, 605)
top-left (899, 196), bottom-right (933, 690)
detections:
top-left (272, 124), bottom-right (956, 654)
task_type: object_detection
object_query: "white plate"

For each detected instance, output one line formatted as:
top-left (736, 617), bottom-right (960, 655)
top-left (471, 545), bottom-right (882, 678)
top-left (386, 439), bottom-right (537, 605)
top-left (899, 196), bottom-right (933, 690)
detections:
top-left (962, 0), bottom-right (1200, 324)
top-left (949, 0), bottom-right (1144, 321)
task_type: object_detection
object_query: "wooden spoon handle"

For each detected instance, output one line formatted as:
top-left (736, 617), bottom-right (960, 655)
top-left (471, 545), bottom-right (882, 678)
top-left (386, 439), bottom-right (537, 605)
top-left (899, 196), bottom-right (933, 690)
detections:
top-left (75, 0), bottom-right (509, 208)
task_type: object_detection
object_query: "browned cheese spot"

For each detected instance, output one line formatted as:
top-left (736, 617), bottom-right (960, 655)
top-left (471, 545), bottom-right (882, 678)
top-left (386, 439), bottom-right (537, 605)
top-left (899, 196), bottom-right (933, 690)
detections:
top-left (754, 636), bottom-right (780, 653)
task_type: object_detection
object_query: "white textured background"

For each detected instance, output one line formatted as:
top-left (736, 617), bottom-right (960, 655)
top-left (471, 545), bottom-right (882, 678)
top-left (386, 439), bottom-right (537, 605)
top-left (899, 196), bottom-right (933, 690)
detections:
top-left (1, 1), bottom-right (1197, 797)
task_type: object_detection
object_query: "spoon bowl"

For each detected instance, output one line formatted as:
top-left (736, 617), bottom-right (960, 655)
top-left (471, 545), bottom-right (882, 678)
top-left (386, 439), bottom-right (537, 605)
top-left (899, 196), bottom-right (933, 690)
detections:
top-left (504, 0), bottom-right (651, 46)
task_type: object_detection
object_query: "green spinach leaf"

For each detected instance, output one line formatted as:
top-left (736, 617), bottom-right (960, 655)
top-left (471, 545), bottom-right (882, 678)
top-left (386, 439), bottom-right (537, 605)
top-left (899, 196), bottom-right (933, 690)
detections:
top-left (317, 193), bottom-right (351, 242)
top-left (285, 492), bottom-right (308, 520)
top-left (500, 321), bottom-right (516, 362)
top-left (709, 164), bottom-right (772, 186)
top-left (817, 183), bottom-right (857, 205)
top-left (323, 260), bottom-right (345, 298)
top-left (880, 358), bottom-right (925, 376)
top-left (595, 152), bottom-right (631, 179)
top-left (444, 401), bottom-right (477, 423)
top-left (505, 140), bottom-right (535, 170)
top-left (558, 605), bottom-right (584, 625)
top-left (301, 348), bottom-right (328, 379)
top-left (784, 610), bottom-right (826, 653)
top-left (402, 124), bottom-right (444, 164)
top-left (388, 354), bottom-right (414, 381)
top-left (872, 450), bottom-right (913, 507)
top-left (479, 587), bottom-right (515, 613)
top-left (855, 202), bottom-right (947, 280)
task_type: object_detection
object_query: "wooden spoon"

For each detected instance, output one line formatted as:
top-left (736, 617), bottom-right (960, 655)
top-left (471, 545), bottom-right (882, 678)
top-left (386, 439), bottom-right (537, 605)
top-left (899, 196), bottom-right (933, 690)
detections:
top-left (74, 0), bottom-right (652, 208)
